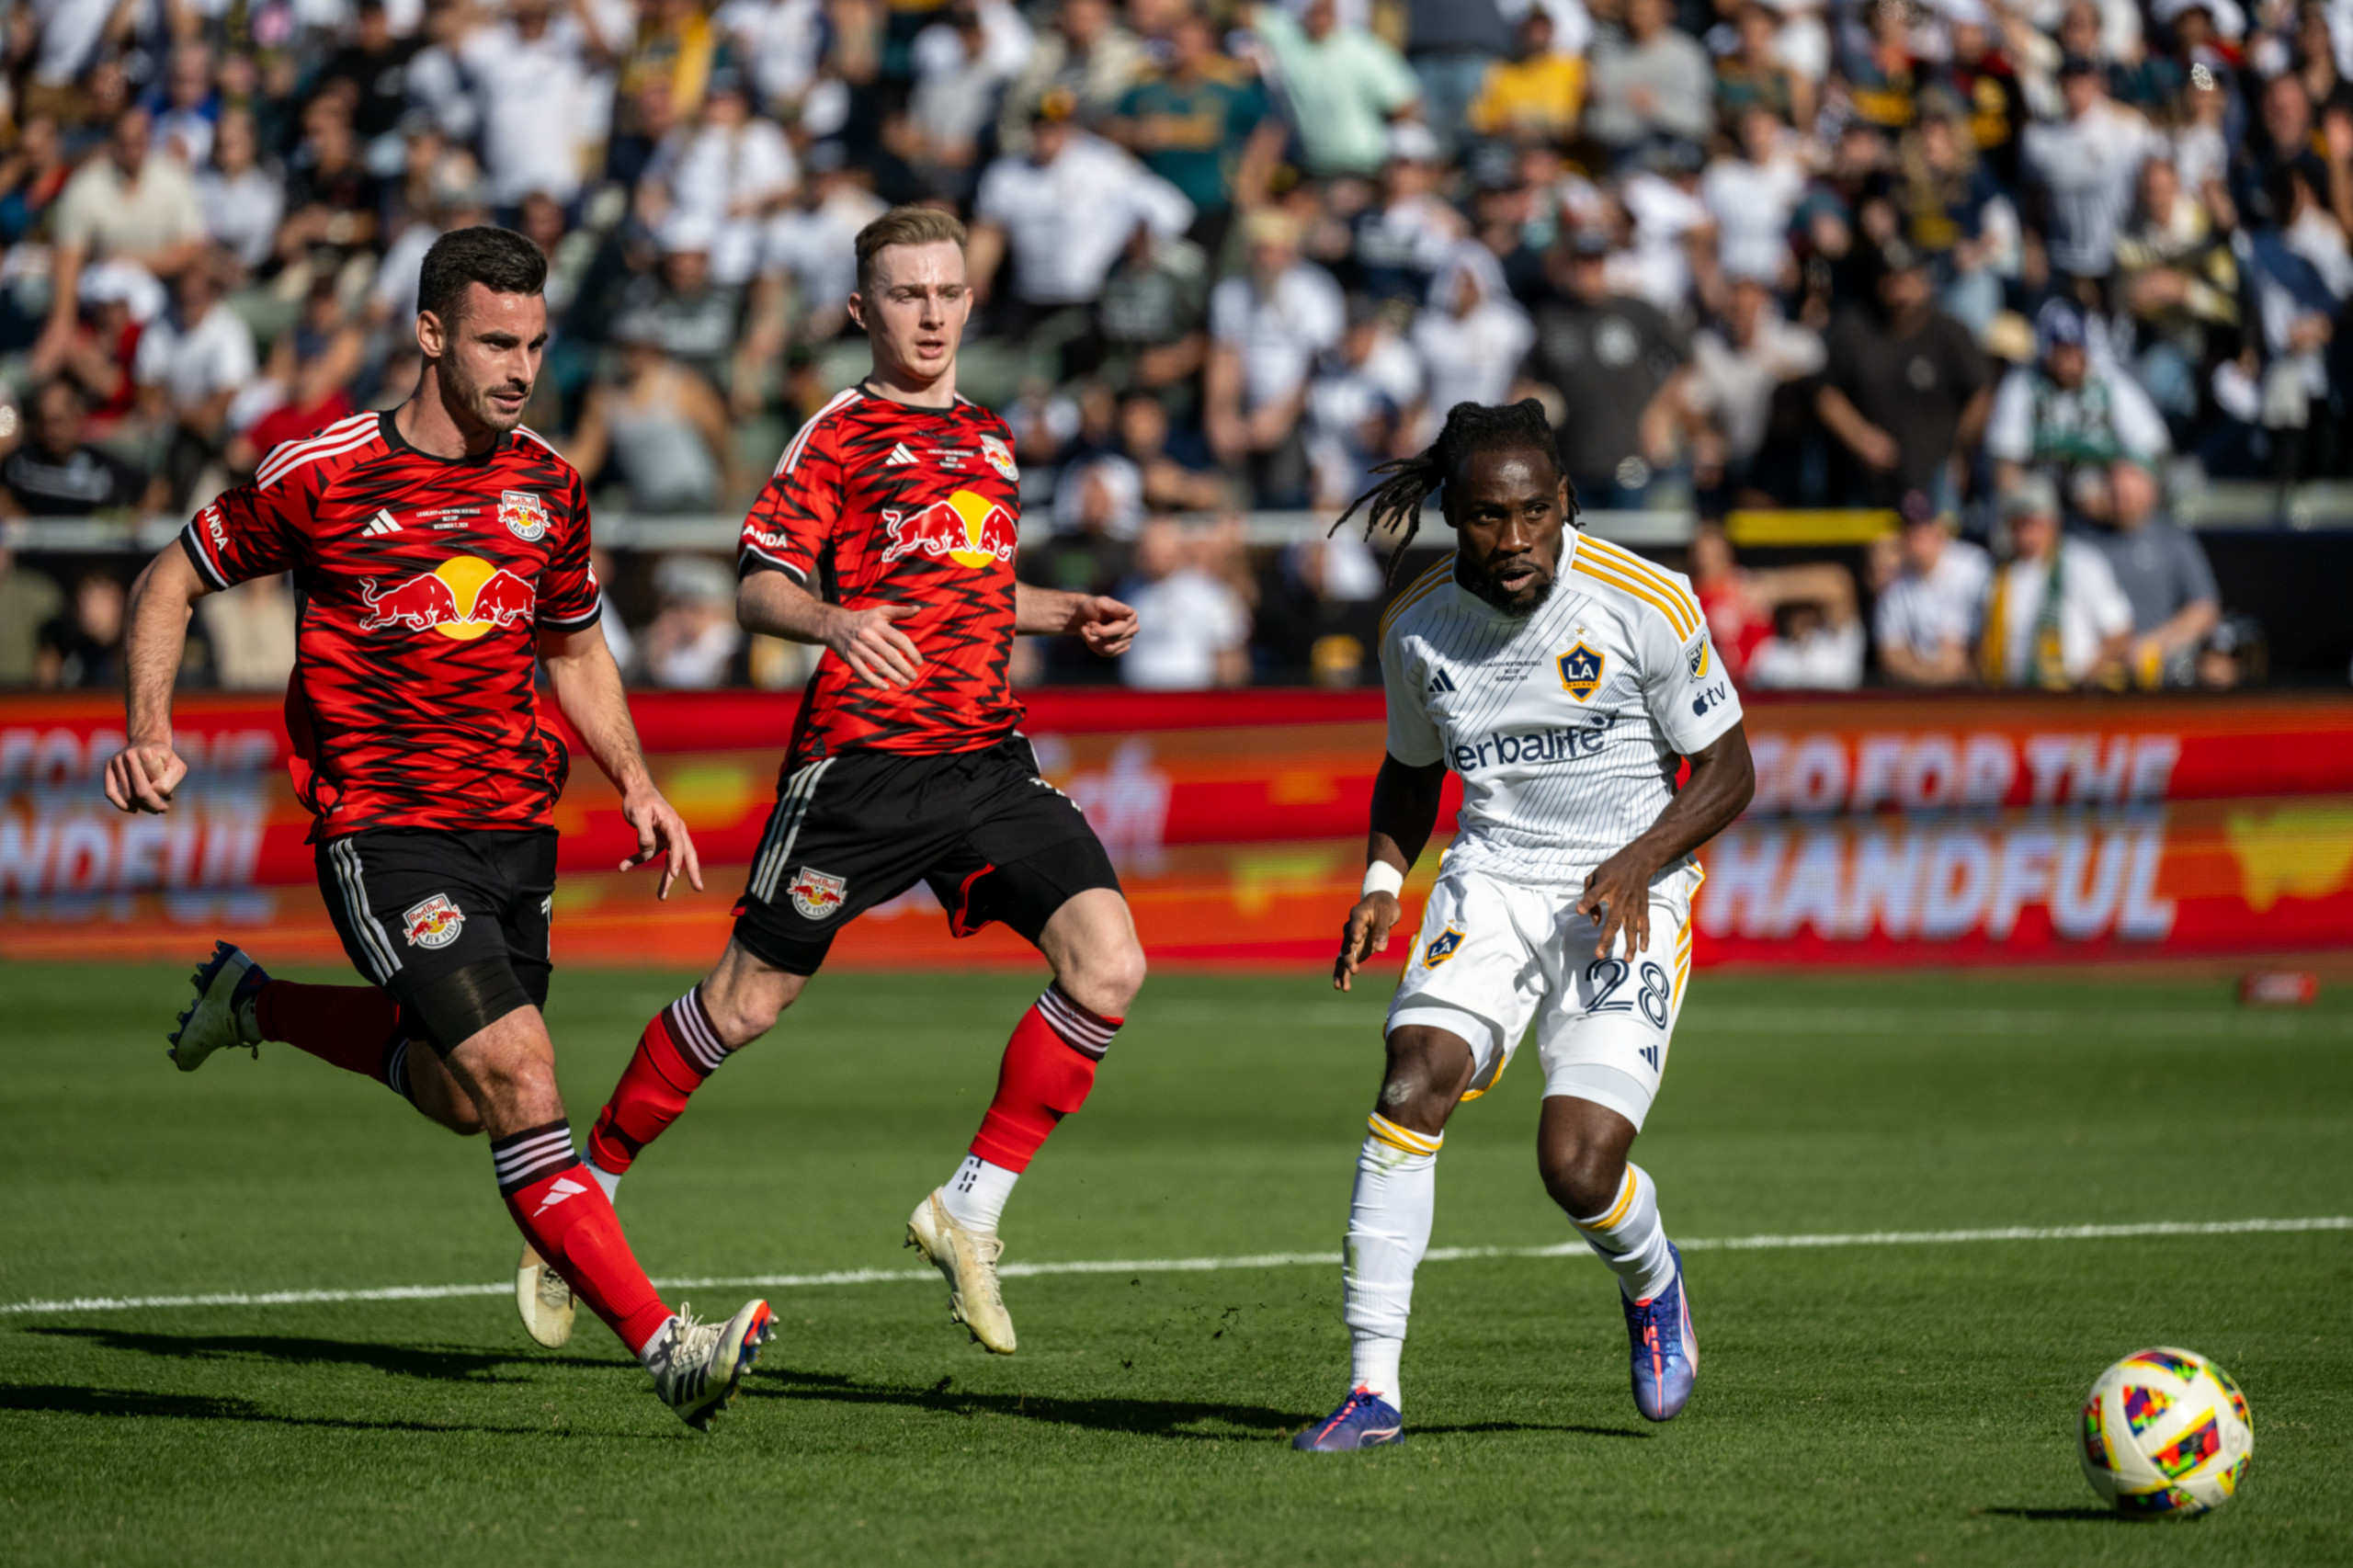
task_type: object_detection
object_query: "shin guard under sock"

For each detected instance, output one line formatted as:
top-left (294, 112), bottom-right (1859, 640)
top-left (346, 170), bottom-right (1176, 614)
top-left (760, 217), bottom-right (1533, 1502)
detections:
top-left (1571, 1164), bottom-right (1677, 1302)
top-left (967, 984), bottom-right (1120, 1175)
top-left (585, 987), bottom-right (730, 1178)
top-left (494, 1120), bottom-right (673, 1354)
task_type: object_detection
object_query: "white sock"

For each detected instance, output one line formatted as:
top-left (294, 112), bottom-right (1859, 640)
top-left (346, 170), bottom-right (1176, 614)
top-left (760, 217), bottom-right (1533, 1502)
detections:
top-left (1570, 1164), bottom-right (1677, 1302)
top-left (938, 1153), bottom-right (1018, 1233)
top-left (586, 1158), bottom-right (623, 1204)
top-left (637, 1313), bottom-right (677, 1372)
top-left (1343, 1114), bottom-right (1441, 1415)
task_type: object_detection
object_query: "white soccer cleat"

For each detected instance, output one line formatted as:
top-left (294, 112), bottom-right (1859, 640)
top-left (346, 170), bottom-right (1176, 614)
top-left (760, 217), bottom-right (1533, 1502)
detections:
top-left (648, 1299), bottom-right (775, 1432)
top-left (516, 1242), bottom-right (575, 1348)
top-left (168, 941), bottom-right (267, 1073)
top-left (906, 1190), bottom-right (1017, 1355)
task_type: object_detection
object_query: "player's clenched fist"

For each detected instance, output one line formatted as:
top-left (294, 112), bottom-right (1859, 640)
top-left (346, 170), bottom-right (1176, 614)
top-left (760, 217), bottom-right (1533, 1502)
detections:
top-left (1333, 890), bottom-right (1404, 992)
top-left (104, 740), bottom-right (188, 814)
top-left (823, 602), bottom-right (925, 688)
top-left (1070, 595), bottom-right (1139, 657)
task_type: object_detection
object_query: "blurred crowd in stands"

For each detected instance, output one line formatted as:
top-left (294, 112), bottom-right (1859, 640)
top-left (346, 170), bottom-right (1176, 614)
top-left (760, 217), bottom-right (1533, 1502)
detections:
top-left (0, 0), bottom-right (2343, 694)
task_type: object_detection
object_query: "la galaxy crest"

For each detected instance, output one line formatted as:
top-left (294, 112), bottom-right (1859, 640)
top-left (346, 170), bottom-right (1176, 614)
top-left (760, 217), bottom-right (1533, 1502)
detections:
top-left (1557, 642), bottom-right (1605, 701)
top-left (1424, 926), bottom-right (1466, 967)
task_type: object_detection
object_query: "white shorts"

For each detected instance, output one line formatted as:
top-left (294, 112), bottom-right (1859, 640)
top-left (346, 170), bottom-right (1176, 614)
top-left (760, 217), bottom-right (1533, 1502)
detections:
top-left (1385, 858), bottom-right (1701, 1131)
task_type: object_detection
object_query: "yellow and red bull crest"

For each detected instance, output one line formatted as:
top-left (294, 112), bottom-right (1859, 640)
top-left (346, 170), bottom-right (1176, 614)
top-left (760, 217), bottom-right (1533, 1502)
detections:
top-left (788, 866), bottom-right (847, 920)
top-left (881, 489), bottom-right (1020, 571)
top-left (981, 435), bottom-right (1018, 483)
top-left (499, 489), bottom-right (550, 542)
top-left (358, 555), bottom-right (538, 641)
top-left (402, 892), bottom-right (464, 949)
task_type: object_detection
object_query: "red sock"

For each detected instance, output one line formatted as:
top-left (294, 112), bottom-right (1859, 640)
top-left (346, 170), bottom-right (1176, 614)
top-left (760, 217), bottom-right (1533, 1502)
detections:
top-left (969, 985), bottom-right (1122, 1173)
top-left (494, 1120), bottom-right (673, 1354)
top-left (256, 980), bottom-right (408, 1093)
top-left (586, 987), bottom-right (729, 1176)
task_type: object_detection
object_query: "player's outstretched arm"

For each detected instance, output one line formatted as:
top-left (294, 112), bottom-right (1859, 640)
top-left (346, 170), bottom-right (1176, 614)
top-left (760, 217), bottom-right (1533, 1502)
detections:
top-left (1335, 753), bottom-right (1448, 992)
top-left (539, 625), bottom-right (704, 901)
top-left (1576, 722), bottom-right (1756, 960)
top-left (737, 569), bottom-right (925, 688)
top-left (1015, 582), bottom-right (1139, 657)
top-left (103, 544), bottom-right (213, 815)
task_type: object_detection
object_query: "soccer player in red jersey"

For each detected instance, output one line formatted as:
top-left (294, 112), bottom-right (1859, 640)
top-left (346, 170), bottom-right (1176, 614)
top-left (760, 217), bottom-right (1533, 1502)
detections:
top-left (569, 207), bottom-right (1142, 1356)
top-left (100, 227), bottom-right (774, 1430)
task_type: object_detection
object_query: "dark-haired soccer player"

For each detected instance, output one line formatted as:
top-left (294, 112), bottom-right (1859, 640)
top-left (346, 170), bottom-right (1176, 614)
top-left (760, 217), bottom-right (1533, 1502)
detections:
top-left (563, 206), bottom-right (1142, 1358)
top-left (103, 226), bottom-right (775, 1431)
top-left (1292, 400), bottom-right (1757, 1450)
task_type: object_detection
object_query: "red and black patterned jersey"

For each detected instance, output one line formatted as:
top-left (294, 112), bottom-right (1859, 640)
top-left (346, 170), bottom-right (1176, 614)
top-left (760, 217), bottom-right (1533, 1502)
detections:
top-left (179, 410), bottom-right (602, 841)
top-left (740, 383), bottom-right (1025, 767)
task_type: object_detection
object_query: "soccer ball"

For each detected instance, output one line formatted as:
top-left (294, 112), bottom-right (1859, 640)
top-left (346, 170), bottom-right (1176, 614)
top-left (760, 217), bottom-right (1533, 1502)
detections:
top-left (2080, 1346), bottom-right (2253, 1517)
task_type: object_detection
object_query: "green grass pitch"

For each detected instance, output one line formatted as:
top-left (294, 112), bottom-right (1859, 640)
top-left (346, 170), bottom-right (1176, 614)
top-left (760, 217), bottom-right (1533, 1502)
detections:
top-left (2, 960), bottom-right (2348, 1566)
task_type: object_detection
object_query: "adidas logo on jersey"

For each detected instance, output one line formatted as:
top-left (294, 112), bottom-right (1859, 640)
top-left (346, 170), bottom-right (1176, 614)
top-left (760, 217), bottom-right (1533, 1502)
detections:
top-left (885, 442), bottom-right (919, 466)
top-left (1427, 670), bottom-right (1457, 694)
top-left (362, 509), bottom-right (402, 537)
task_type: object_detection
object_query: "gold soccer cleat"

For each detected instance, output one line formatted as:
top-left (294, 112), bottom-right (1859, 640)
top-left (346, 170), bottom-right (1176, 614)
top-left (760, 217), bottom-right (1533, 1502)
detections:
top-left (905, 1189), bottom-right (1017, 1354)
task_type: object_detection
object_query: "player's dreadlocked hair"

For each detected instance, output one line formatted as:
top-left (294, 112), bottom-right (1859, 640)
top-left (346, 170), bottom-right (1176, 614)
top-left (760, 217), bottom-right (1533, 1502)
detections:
top-left (1330, 398), bottom-right (1576, 586)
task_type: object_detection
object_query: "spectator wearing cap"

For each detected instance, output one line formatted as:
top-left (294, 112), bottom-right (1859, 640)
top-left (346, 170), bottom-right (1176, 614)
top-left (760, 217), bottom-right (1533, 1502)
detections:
top-left (1240, 0), bottom-right (1423, 179)
top-left (1347, 121), bottom-right (1470, 303)
top-left (620, 212), bottom-right (745, 393)
top-left (2084, 459), bottom-right (2221, 688)
top-left (971, 95), bottom-right (1194, 339)
top-left (34, 107), bottom-right (206, 379)
top-left (1586, 0), bottom-right (1713, 156)
top-left (998, 0), bottom-right (1149, 157)
top-left (2020, 51), bottom-right (2163, 303)
top-left (1984, 299), bottom-right (2169, 514)
top-left (1874, 503), bottom-right (1993, 686)
top-left (1526, 229), bottom-right (1690, 508)
top-left (643, 68), bottom-right (799, 288)
top-left (1206, 208), bottom-right (1346, 506)
top-left (1980, 474), bottom-right (2133, 688)
top-left (0, 380), bottom-right (150, 517)
top-left (1677, 272), bottom-right (1824, 509)
top-left (1467, 7), bottom-right (1586, 147)
top-left (134, 254), bottom-right (257, 508)
top-left (1108, 9), bottom-right (1276, 255)
top-left (1816, 240), bottom-right (1993, 512)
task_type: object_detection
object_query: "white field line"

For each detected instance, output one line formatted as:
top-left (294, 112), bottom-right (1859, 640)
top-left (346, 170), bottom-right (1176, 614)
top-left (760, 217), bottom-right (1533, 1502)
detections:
top-left (5, 1215), bottom-right (2345, 1319)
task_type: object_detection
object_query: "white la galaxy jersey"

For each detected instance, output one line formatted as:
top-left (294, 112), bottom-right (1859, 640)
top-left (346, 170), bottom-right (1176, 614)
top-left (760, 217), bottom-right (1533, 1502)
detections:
top-left (1379, 532), bottom-right (1743, 885)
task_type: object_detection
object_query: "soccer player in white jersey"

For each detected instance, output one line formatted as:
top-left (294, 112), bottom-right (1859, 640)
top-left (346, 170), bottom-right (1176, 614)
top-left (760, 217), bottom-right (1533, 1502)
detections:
top-left (1294, 400), bottom-right (1756, 1450)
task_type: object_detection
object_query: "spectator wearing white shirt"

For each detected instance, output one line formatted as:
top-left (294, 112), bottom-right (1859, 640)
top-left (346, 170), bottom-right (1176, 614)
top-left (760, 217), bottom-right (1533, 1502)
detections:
top-left (970, 98), bottom-right (1194, 322)
top-left (194, 108), bottom-right (282, 276)
top-left (1206, 208), bottom-right (1347, 506)
top-left (1874, 509), bottom-right (1993, 686)
top-left (35, 108), bottom-right (207, 380)
top-left (717, 0), bottom-right (828, 112)
top-left (133, 256), bottom-right (257, 508)
top-left (1410, 244), bottom-right (1532, 445)
top-left (1982, 475), bottom-right (2133, 687)
top-left (1743, 562), bottom-right (1866, 690)
top-left (1120, 517), bottom-right (1252, 688)
top-left (1702, 106), bottom-right (1806, 288)
top-left (456, 0), bottom-right (609, 206)
top-left (642, 70), bottom-right (799, 287)
top-left (1307, 294), bottom-right (1424, 506)
top-left (2020, 53), bottom-right (2161, 290)
top-left (1678, 273), bottom-right (1824, 503)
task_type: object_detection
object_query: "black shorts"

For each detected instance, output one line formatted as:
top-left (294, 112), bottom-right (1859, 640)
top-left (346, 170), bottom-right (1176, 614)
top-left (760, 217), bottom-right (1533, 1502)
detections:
top-left (315, 826), bottom-right (556, 1054)
top-left (732, 735), bottom-right (1121, 975)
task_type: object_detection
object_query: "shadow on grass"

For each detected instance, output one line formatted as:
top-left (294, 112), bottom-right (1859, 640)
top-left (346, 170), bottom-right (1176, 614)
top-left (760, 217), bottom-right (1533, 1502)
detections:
top-left (747, 1365), bottom-right (1301, 1440)
top-left (23, 1325), bottom-right (613, 1383)
top-left (1976, 1506), bottom-right (2137, 1523)
top-left (748, 1367), bottom-right (1653, 1444)
top-left (0, 1381), bottom-right (641, 1438)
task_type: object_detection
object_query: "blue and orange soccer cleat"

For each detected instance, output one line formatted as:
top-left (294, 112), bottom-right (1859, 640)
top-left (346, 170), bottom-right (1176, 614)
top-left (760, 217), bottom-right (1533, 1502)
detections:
top-left (1292, 1387), bottom-right (1404, 1450)
top-left (1623, 1242), bottom-right (1698, 1422)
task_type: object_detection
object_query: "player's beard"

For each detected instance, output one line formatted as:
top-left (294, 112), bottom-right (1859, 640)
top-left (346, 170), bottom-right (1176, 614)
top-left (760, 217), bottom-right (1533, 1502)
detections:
top-left (438, 348), bottom-right (531, 437)
top-left (1461, 552), bottom-right (1557, 617)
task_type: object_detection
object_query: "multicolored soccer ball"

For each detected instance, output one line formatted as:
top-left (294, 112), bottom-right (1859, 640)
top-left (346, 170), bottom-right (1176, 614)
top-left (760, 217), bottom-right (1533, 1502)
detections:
top-left (2080, 1347), bottom-right (2253, 1517)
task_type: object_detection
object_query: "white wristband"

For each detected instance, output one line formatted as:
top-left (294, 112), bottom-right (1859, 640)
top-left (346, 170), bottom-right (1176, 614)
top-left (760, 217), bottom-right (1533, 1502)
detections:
top-left (1360, 861), bottom-right (1405, 901)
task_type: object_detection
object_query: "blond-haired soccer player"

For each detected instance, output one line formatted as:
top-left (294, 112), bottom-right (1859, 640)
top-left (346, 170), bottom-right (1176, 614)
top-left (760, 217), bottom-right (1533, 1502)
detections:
top-left (529, 207), bottom-right (1144, 1358)
top-left (1295, 399), bottom-right (1756, 1449)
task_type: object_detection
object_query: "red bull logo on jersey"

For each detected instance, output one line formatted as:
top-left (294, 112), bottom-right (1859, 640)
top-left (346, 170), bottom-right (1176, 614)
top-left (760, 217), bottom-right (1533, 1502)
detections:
top-left (499, 489), bottom-right (550, 542)
top-left (788, 866), bottom-right (847, 920)
top-left (402, 892), bottom-right (465, 949)
top-left (880, 489), bottom-right (1019, 571)
top-left (358, 555), bottom-right (537, 641)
